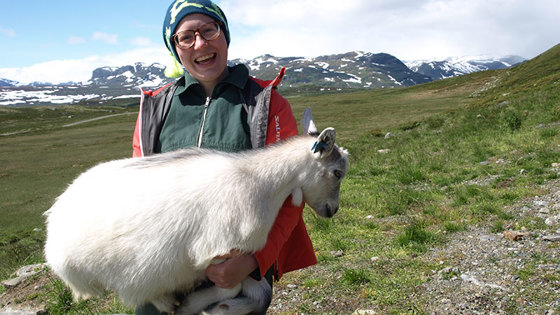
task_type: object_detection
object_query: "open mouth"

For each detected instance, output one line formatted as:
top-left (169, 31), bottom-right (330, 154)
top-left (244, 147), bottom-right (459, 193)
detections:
top-left (195, 53), bottom-right (216, 65)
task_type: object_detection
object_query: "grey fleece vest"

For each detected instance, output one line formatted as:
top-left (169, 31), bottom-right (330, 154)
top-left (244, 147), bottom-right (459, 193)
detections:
top-left (138, 76), bottom-right (274, 157)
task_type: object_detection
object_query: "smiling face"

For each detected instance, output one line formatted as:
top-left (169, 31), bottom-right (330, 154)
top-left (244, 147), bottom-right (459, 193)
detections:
top-left (174, 13), bottom-right (229, 95)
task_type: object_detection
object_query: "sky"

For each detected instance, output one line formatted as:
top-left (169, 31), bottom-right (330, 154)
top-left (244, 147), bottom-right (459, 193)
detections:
top-left (0, 0), bottom-right (559, 84)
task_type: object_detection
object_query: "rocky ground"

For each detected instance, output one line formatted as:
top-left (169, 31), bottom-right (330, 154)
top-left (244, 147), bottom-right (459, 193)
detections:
top-left (417, 179), bottom-right (560, 315)
top-left (2, 179), bottom-right (560, 314)
top-left (271, 178), bottom-right (560, 314)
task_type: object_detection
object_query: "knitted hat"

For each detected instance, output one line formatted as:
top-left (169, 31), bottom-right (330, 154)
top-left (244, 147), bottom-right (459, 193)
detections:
top-left (163, 0), bottom-right (230, 66)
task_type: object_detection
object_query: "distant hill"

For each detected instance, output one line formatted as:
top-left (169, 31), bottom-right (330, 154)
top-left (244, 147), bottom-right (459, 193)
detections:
top-left (0, 51), bottom-right (526, 106)
top-left (405, 55), bottom-right (526, 80)
top-left (231, 51), bottom-right (432, 89)
top-left (0, 78), bottom-right (18, 87)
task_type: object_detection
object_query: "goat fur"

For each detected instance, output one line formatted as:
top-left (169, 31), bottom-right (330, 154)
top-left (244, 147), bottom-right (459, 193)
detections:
top-left (44, 130), bottom-right (348, 314)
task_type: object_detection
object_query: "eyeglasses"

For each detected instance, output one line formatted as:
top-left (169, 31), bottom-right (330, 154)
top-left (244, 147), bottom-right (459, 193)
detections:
top-left (172, 22), bottom-right (221, 49)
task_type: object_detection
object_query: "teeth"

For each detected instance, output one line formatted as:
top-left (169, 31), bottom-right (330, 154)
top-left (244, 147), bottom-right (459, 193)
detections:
top-left (196, 54), bottom-right (215, 63)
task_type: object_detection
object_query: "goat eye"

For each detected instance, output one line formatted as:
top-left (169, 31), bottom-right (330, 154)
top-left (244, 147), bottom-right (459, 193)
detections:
top-left (333, 170), bottom-right (343, 179)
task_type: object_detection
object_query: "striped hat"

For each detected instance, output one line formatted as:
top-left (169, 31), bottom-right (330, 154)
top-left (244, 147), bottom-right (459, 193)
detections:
top-left (163, 0), bottom-right (230, 65)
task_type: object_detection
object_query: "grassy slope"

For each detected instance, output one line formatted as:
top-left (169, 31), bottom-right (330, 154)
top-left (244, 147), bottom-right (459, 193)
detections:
top-left (281, 43), bottom-right (560, 313)
top-left (0, 43), bottom-right (559, 313)
top-left (0, 106), bottom-right (138, 280)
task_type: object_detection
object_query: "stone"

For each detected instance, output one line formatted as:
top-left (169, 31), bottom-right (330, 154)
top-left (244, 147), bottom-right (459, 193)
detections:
top-left (533, 200), bottom-right (549, 208)
top-left (331, 250), bottom-right (344, 257)
top-left (545, 217), bottom-right (559, 226)
top-left (1, 264), bottom-right (47, 289)
top-left (0, 306), bottom-right (47, 315)
top-left (1, 277), bottom-right (24, 288)
top-left (480, 235), bottom-right (496, 241)
top-left (542, 235), bottom-right (560, 242)
top-left (503, 230), bottom-right (530, 241)
top-left (539, 208), bottom-right (551, 214)
top-left (15, 264), bottom-right (47, 278)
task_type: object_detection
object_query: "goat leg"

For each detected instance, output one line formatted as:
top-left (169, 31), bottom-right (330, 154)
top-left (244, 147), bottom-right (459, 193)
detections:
top-left (176, 283), bottom-right (242, 315)
top-left (204, 278), bottom-right (272, 315)
top-left (150, 292), bottom-right (181, 313)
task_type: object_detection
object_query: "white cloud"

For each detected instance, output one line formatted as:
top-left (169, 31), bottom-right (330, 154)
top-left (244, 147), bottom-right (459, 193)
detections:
top-left (92, 32), bottom-right (118, 45)
top-left (221, 0), bottom-right (560, 60)
top-left (0, 47), bottom-right (169, 84)
top-left (2, 0), bottom-right (559, 84)
top-left (0, 27), bottom-right (16, 38)
top-left (130, 37), bottom-right (153, 47)
top-left (67, 36), bottom-right (86, 45)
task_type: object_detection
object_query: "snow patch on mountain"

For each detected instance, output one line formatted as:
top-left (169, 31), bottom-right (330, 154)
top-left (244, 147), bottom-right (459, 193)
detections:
top-left (0, 51), bottom-right (524, 106)
top-left (405, 55), bottom-right (525, 80)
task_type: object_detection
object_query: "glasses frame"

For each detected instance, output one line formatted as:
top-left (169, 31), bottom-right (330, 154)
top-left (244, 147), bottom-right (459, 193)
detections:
top-left (172, 22), bottom-right (221, 49)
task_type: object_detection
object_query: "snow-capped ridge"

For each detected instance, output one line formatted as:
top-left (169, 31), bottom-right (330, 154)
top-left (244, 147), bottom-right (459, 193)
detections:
top-left (405, 55), bottom-right (525, 80)
top-left (1, 51), bottom-right (524, 106)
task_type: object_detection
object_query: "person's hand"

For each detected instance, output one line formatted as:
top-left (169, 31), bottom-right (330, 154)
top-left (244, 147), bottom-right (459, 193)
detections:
top-left (205, 251), bottom-right (258, 289)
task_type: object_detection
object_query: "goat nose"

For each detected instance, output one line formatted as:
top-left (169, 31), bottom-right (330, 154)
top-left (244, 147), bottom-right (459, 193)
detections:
top-left (332, 205), bottom-right (339, 214)
top-left (326, 204), bottom-right (339, 217)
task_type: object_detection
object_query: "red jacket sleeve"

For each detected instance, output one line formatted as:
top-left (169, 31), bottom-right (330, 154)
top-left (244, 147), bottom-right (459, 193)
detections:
top-left (253, 87), bottom-right (317, 279)
top-left (132, 110), bottom-right (143, 158)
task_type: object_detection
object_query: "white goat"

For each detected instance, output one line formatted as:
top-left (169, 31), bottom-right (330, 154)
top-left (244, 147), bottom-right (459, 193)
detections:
top-left (44, 109), bottom-right (348, 314)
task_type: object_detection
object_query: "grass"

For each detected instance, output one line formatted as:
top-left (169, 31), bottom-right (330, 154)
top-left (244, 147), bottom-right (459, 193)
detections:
top-left (44, 274), bottom-right (133, 314)
top-left (0, 106), bottom-right (138, 281)
top-left (1, 44), bottom-right (559, 313)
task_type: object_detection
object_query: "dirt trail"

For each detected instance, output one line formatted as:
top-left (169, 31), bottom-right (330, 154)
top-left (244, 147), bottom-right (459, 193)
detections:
top-left (62, 112), bottom-right (136, 127)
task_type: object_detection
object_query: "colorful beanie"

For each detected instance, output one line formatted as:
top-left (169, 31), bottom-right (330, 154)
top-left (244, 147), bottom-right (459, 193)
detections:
top-left (162, 0), bottom-right (230, 65)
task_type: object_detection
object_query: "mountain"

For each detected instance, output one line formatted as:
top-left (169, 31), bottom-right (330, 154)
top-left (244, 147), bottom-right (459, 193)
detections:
top-left (231, 51), bottom-right (432, 89)
top-left (0, 78), bottom-right (18, 87)
top-left (405, 55), bottom-right (525, 80)
top-left (0, 51), bottom-right (523, 106)
top-left (88, 63), bottom-right (169, 88)
top-left (82, 51), bottom-right (432, 89)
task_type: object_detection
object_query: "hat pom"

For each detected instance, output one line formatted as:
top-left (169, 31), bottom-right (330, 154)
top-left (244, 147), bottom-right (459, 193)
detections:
top-left (164, 53), bottom-right (184, 78)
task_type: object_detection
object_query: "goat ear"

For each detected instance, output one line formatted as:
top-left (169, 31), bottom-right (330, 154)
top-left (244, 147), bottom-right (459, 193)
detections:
top-left (311, 127), bottom-right (336, 158)
top-left (301, 107), bottom-right (319, 136)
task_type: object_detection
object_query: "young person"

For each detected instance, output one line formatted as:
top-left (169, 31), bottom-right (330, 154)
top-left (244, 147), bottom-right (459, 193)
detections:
top-left (133, 1), bottom-right (317, 314)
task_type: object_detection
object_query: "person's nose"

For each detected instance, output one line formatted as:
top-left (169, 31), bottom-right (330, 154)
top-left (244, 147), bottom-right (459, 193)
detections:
top-left (193, 33), bottom-right (208, 50)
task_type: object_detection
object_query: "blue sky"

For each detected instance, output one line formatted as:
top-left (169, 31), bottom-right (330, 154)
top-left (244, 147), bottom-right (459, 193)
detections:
top-left (0, 1), bottom-right (170, 68)
top-left (1, 0), bottom-right (559, 84)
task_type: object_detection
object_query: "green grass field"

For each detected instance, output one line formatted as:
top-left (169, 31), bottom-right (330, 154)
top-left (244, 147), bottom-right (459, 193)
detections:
top-left (1, 44), bottom-right (559, 313)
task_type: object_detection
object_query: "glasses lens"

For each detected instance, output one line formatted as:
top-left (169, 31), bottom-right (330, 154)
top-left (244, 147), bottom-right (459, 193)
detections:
top-left (174, 22), bottom-right (221, 49)
top-left (175, 31), bottom-right (195, 48)
top-left (199, 23), bottom-right (220, 41)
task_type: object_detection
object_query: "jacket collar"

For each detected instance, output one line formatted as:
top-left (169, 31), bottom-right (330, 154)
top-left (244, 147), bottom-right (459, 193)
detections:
top-left (175, 64), bottom-right (249, 96)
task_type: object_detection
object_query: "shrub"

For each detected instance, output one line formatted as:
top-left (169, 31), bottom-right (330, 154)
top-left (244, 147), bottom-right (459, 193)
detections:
top-left (501, 108), bottom-right (522, 132)
top-left (342, 268), bottom-right (371, 285)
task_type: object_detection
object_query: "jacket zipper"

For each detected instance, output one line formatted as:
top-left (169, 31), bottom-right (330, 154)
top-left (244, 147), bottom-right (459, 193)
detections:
top-left (197, 97), bottom-right (211, 148)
